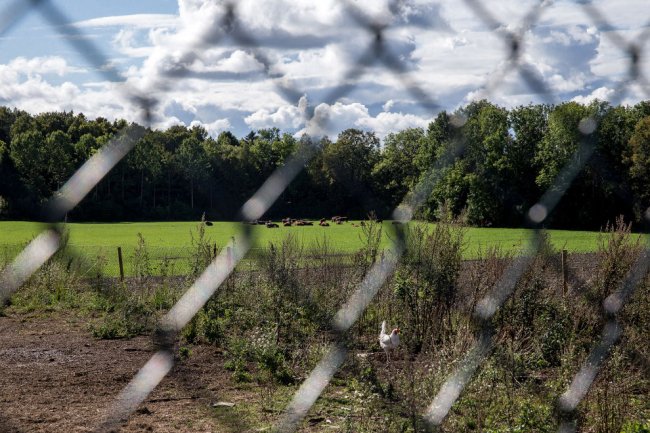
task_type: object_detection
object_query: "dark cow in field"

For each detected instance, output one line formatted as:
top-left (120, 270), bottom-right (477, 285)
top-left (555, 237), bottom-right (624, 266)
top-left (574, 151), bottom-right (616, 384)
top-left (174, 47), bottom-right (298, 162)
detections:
top-left (266, 222), bottom-right (279, 228)
top-left (280, 218), bottom-right (315, 226)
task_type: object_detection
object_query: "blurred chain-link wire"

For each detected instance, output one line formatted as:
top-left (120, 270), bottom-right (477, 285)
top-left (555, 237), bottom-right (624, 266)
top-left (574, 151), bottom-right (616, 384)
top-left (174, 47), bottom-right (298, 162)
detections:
top-left (1, 1), bottom-right (649, 432)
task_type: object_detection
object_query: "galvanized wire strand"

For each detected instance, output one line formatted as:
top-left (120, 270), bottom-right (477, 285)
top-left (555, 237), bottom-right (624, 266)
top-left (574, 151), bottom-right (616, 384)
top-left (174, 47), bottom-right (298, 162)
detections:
top-left (44, 126), bottom-right (147, 222)
top-left (556, 242), bottom-right (650, 433)
top-left (0, 124), bottom-right (146, 303)
top-left (142, 1), bottom-right (650, 427)
top-left (579, 2), bottom-right (650, 101)
top-left (273, 122), bottom-right (471, 432)
top-left (417, 5), bottom-right (650, 421)
top-left (340, 0), bottom-right (442, 110)
top-left (35, 0), bottom-right (154, 120)
top-left (424, 326), bottom-right (494, 427)
top-left (423, 88), bottom-right (636, 430)
top-left (527, 133), bottom-right (597, 226)
top-left (0, 1), bottom-right (155, 302)
top-left (1, 1), bottom-right (650, 431)
top-left (0, 0), bottom-right (44, 37)
top-left (462, 0), bottom-right (557, 105)
top-left (157, 1), bottom-right (320, 112)
top-left (128, 6), bottom-right (230, 99)
top-left (96, 139), bottom-right (319, 431)
top-left (422, 29), bottom-right (648, 424)
top-left (280, 2), bottom-right (618, 429)
top-left (422, 127), bottom-right (601, 428)
top-left (0, 228), bottom-right (61, 304)
top-left (421, 233), bottom-right (539, 428)
top-left (579, 2), bottom-right (633, 52)
top-left (218, 3), bottom-right (306, 106)
top-left (98, 2), bottom-right (447, 426)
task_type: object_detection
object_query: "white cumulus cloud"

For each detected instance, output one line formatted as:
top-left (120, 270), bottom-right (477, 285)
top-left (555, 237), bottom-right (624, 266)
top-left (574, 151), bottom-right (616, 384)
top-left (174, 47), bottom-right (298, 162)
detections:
top-left (296, 100), bottom-right (429, 139)
top-left (0, 0), bottom-right (648, 140)
top-left (73, 14), bottom-right (178, 29)
top-left (191, 118), bottom-right (231, 136)
top-left (571, 86), bottom-right (616, 104)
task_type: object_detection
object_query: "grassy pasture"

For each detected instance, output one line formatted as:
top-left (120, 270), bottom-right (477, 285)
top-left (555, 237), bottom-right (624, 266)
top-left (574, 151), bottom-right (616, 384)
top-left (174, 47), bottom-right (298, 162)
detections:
top-left (0, 220), bottom-right (643, 276)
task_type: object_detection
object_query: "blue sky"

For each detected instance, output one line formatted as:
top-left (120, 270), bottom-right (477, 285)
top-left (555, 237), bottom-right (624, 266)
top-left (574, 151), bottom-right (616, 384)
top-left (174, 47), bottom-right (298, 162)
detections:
top-left (1, 0), bottom-right (649, 139)
top-left (1, 1), bottom-right (175, 66)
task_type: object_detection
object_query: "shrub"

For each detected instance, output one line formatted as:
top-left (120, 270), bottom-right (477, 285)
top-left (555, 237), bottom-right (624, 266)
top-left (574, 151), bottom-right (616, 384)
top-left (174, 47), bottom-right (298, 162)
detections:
top-left (10, 260), bottom-right (80, 312)
top-left (594, 216), bottom-right (642, 302)
top-left (90, 292), bottom-right (152, 339)
top-left (354, 212), bottom-right (383, 271)
top-left (261, 234), bottom-right (305, 345)
top-left (493, 232), bottom-right (565, 372)
top-left (188, 213), bottom-right (216, 276)
top-left (393, 221), bottom-right (464, 353)
top-left (131, 232), bottom-right (152, 280)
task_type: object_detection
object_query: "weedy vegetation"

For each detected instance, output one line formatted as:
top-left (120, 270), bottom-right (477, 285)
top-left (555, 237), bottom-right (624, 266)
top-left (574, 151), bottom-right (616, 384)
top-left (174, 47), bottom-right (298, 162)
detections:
top-left (1, 216), bottom-right (648, 432)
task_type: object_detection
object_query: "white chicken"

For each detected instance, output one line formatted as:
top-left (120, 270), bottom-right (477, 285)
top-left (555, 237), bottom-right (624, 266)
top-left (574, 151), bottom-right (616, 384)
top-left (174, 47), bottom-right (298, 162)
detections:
top-left (379, 321), bottom-right (400, 363)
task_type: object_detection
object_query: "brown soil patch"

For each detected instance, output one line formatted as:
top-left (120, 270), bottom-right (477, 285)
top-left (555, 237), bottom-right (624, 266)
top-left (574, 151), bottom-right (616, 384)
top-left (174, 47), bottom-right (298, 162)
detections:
top-left (0, 312), bottom-right (265, 433)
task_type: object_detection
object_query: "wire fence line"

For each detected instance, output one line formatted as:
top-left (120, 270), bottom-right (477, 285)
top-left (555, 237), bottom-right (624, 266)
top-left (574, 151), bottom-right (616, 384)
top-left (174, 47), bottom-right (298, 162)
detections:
top-left (0, 241), bottom-right (364, 279)
top-left (0, 0), bottom-right (649, 432)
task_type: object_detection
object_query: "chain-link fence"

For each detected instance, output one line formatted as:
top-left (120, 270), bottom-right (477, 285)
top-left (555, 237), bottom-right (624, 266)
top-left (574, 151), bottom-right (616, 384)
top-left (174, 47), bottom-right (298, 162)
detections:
top-left (1, 1), bottom-right (649, 432)
top-left (1, 243), bottom-right (359, 278)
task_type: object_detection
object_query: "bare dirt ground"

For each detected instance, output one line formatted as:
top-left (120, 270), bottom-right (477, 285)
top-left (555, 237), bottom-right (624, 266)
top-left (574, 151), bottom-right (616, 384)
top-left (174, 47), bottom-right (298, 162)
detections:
top-left (0, 312), bottom-right (270, 433)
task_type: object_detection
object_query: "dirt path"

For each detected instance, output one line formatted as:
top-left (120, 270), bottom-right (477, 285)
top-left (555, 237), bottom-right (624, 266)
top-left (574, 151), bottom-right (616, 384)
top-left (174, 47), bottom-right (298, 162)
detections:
top-left (0, 312), bottom-right (264, 433)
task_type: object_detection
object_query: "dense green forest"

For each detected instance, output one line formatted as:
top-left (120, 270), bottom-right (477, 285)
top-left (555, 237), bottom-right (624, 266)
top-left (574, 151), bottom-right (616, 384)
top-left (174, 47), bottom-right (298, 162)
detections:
top-left (1, 99), bottom-right (649, 229)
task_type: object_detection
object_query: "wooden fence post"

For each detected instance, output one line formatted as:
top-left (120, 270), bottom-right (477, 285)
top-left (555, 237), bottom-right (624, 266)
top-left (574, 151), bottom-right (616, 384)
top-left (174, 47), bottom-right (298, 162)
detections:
top-left (561, 249), bottom-right (568, 296)
top-left (213, 243), bottom-right (217, 259)
top-left (117, 246), bottom-right (124, 281)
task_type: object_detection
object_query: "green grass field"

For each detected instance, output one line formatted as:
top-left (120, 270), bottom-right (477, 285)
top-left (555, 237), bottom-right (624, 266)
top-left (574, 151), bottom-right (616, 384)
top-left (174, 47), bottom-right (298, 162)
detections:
top-left (1, 220), bottom-right (643, 276)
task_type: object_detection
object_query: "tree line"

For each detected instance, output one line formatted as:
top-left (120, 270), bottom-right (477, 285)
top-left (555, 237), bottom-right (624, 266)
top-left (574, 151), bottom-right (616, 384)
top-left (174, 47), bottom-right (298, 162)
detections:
top-left (1, 99), bottom-right (649, 229)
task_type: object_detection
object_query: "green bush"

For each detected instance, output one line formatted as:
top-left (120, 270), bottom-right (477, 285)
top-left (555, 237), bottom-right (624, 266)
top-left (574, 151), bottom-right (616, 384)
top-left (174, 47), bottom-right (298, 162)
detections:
top-left (393, 222), bottom-right (464, 353)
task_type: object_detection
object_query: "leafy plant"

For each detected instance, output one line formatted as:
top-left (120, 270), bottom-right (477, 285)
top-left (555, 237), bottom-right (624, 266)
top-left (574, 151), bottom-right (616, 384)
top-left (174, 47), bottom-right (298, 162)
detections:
top-left (188, 213), bottom-right (215, 276)
top-left (131, 232), bottom-right (152, 280)
top-left (393, 221), bottom-right (464, 353)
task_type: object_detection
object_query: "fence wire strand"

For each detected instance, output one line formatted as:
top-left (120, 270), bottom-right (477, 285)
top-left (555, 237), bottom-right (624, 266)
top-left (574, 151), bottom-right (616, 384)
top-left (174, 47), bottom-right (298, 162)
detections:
top-left (1, 0), bottom-right (649, 432)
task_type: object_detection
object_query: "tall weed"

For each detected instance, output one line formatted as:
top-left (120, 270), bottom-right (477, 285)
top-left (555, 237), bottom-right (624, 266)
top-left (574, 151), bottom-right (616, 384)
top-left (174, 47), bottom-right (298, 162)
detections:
top-left (393, 221), bottom-right (464, 353)
top-left (594, 216), bottom-right (642, 302)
